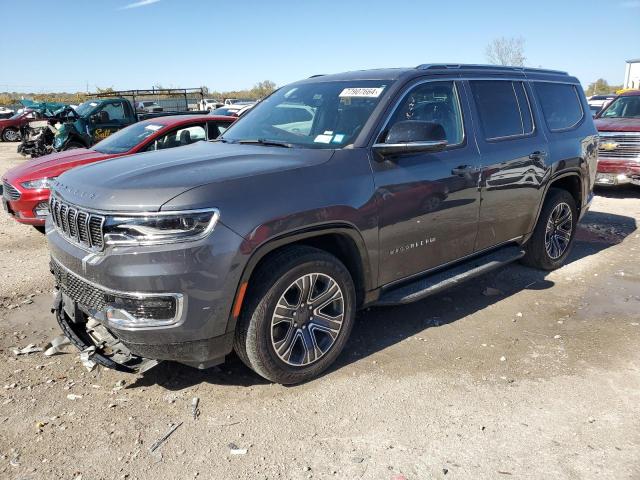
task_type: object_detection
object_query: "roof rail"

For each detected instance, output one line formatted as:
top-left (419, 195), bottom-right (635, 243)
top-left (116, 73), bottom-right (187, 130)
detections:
top-left (415, 64), bottom-right (568, 76)
top-left (308, 74), bottom-right (326, 78)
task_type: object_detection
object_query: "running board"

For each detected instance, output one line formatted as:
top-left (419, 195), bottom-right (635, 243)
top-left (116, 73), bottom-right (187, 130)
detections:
top-left (375, 246), bottom-right (525, 306)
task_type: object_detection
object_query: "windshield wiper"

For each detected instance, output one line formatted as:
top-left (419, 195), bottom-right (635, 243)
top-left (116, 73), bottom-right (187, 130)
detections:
top-left (237, 138), bottom-right (293, 148)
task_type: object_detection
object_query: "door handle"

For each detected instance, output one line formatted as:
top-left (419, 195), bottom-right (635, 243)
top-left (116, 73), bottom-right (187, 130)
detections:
top-left (451, 165), bottom-right (477, 176)
top-left (529, 150), bottom-right (548, 160)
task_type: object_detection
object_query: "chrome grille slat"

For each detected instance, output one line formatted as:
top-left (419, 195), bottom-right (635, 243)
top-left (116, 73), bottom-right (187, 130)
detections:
top-left (2, 180), bottom-right (20, 201)
top-left (599, 133), bottom-right (640, 160)
top-left (50, 195), bottom-right (105, 251)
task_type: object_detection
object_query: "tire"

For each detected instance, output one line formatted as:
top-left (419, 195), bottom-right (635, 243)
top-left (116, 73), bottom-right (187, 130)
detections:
top-left (521, 188), bottom-right (578, 270)
top-left (234, 245), bottom-right (356, 384)
top-left (2, 128), bottom-right (21, 142)
top-left (63, 141), bottom-right (84, 151)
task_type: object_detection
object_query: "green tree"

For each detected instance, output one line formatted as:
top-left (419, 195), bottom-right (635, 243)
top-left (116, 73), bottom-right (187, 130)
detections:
top-left (585, 79), bottom-right (623, 96)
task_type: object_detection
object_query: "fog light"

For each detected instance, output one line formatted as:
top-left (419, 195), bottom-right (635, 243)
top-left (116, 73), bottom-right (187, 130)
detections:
top-left (105, 294), bottom-right (183, 328)
top-left (34, 201), bottom-right (50, 218)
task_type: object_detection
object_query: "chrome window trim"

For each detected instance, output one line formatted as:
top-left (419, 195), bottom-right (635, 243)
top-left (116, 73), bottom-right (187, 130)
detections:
top-left (373, 78), bottom-right (467, 149)
top-left (51, 256), bottom-right (185, 330)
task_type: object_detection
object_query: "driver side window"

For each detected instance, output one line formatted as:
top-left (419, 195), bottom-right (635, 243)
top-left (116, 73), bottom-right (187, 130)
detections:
top-left (383, 81), bottom-right (464, 145)
top-left (145, 124), bottom-right (206, 151)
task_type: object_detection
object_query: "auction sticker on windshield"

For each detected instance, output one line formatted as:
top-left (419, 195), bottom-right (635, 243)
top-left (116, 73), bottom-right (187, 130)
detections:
top-left (339, 87), bottom-right (385, 98)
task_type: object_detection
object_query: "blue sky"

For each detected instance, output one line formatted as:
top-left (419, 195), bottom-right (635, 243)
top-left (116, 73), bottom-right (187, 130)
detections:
top-left (1, 0), bottom-right (638, 93)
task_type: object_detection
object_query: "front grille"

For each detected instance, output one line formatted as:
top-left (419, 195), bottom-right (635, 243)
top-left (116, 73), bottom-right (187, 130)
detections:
top-left (2, 180), bottom-right (20, 201)
top-left (52, 260), bottom-right (107, 312)
top-left (599, 133), bottom-right (640, 160)
top-left (50, 196), bottom-right (105, 250)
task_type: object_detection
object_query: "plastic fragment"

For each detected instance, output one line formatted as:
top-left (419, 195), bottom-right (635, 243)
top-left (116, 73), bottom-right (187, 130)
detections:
top-left (228, 443), bottom-right (248, 455)
top-left (43, 335), bottom-right (71, 356)
top-left (191, 397), bottom-right (200, 420)
top-left (12, 344), bottom-right (43, 355)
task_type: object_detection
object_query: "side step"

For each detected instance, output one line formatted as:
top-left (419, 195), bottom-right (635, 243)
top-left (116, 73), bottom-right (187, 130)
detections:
top-left (375, 245), bottom-right (525, 306)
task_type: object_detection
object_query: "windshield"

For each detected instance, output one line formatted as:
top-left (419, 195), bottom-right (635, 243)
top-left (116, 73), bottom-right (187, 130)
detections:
top-left (10, 112), bottom-right (24, 120)
top-left (75, 100), bottom-right (100, 117)
top-left (600, 96), bottom-right (640, 119)
top-left (211, 107), bottom-right (238, 116)
top-left (93, 122), bottom-right (165, 154)
top-left (221, 80), bottom-right (390, 149)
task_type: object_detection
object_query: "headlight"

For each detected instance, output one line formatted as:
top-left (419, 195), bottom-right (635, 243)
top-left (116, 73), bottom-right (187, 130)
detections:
top-left (21, 177), bottom-right (56, 190)
top-left (103, 208), bottom-right (220, 246)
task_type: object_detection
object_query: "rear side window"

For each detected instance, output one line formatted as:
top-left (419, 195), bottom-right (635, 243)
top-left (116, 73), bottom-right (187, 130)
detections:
top-left (469, 80), bottom-right (534, 140)
top-left (534, 83), bottom-right (584, 131)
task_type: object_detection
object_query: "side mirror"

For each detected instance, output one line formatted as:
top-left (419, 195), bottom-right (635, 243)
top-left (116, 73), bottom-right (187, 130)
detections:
top-left (373, 120), bottom-right (447, 158)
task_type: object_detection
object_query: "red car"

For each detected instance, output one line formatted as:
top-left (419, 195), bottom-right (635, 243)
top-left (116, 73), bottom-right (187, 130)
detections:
top-left (594, 90), bottom-right (640, 187)
top-left (1, 114), bottom-right (235, 229)
top-left (0, 110), bottom-right (41, 142)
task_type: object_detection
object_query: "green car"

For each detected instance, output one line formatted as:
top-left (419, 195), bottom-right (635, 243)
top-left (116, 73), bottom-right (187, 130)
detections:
top-left (54, 98), bottom-right (138, 150)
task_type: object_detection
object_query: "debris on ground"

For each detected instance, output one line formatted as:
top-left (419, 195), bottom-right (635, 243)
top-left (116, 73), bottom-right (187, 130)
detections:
top-left (228, 443), bottom-right (248, 455)
top-left (12, 344), bottom-right (43, 355)
top-left (191, 397), bottom-right (200, 420)
top-left (78, 346), bottom-right (97, 372)
top-left (66, 394), bottom-right (82, 401)
top-left (43, 334), bottom-right (71, 356)
top-left (149, 422), bottom-right (183, 453)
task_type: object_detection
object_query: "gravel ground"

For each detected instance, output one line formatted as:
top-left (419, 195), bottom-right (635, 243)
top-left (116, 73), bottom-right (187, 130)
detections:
top-left (1, 141), bottom-right (639, 480)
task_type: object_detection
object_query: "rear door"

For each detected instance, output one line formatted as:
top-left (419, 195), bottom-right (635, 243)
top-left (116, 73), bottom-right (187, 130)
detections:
top-left (466, 79), bottom-right (549, 251)
top-left (371, 79), bottom-right (482, 285)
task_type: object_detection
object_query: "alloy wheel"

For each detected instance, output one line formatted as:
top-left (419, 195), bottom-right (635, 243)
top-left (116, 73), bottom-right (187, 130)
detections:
top-left (270, 273), bottom-right (345, 367)
top-left (544, 202), bottom-right (573, 260)
top-left (4, 129), bottom-right (19, 142)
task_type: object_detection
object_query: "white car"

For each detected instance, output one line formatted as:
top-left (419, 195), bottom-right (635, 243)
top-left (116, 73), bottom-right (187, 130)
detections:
top-left (200, 99), bottom-right (223, 111)
top-left (587, 94), bottom-right (616, 110)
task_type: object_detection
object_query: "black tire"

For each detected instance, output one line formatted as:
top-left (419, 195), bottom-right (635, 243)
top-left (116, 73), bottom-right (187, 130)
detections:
top-left (33, 225), bottom-right (46, 234)
top-left (521, 188), bottom-right (578, 270)
top-left (234, 246), bottom-right (356, 384)
top-left (63, 141), bottom-right (84, 151)
top-left (2, 128), bottom-right (21, 142)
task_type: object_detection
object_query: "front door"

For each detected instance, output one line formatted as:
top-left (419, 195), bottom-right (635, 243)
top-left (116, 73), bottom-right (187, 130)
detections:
top-left (371, 80), bottom-right (482, 286)
top-left (465, 79), bottom-right (549, 251)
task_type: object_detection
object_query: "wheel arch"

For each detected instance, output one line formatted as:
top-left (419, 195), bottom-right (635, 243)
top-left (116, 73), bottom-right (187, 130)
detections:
top-left (226, 224), bottom-right (373, 334)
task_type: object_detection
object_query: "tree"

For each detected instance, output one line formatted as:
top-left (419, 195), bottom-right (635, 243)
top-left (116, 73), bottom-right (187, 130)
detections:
top-left (585, 78), bottom-right (623, 97)
top-left (485, 36), bottom-right (526, 66)
top-left (250, 80), bottom-right (277, 99)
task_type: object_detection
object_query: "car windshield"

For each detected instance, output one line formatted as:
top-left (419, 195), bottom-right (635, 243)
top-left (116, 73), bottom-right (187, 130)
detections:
top-left (221, 80), bottom-right (391, 149)
top-left (211, 107), bottom-right (237, 116)
top-left (600, 96), bottom-right (640, 118)
top-left (10, 112), bottom-right (24, 120)
top-left (93, 122), bottom-right (165, 154)
top-left (75, 100), bottom-right (100, 117)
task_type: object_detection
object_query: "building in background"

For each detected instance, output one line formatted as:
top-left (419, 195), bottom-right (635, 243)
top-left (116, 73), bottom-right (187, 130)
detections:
top-left (624, 59), bottom-right (640, 90)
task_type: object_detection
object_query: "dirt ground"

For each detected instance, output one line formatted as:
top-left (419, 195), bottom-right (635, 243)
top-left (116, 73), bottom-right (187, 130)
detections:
top-left (0, 141), bottom-right (639, 480)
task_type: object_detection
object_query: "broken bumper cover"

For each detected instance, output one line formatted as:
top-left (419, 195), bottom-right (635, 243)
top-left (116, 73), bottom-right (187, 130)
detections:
top-left (47, 218), bottom-right (245, 371)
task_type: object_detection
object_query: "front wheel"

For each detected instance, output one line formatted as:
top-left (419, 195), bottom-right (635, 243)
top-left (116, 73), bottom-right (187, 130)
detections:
top-left (521, 188), bottom-right (577, 270)
top-left (234, 246), bottom-right (356, 384)
top-left (2, 128), bottom-right (21, 142)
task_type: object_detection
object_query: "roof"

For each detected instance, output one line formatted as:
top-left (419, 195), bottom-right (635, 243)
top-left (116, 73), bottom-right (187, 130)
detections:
top-left (620, 90), bottom-right (640, 97)
top-left (298, 64), bottom-right (573, 84)
top-left (626, 59), bottom-right (640, 64)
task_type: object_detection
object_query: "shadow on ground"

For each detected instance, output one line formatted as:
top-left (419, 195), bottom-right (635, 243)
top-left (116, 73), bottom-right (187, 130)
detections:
top-left (128, 210), bottom-right (637, 390)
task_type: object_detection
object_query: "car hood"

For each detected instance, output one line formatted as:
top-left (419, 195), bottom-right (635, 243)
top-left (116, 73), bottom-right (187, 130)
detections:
top-left (53, 141), bottom-right (335, 212)
top-left (595, 117), bottom-right (640, 133)
top-left (3, 148), bottom-right (112, 183)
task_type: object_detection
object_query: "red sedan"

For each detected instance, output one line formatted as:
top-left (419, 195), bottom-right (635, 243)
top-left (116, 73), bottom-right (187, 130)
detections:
top-left (0, 110), bottom-right (41, 142)
top-left (1, 114), bottom-right (235, 229)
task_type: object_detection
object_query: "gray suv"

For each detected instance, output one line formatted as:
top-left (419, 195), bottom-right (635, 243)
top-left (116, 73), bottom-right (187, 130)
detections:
top-left (47, 64), bottom-right (598, 384)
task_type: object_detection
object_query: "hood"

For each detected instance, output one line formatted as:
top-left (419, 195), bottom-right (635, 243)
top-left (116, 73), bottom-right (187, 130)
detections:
top-left (53, 141), bottom-right (335, 212)
top-left (3, 148), bottom-right (112, 183)
top-left (595, 117), bottom-right (640, 133)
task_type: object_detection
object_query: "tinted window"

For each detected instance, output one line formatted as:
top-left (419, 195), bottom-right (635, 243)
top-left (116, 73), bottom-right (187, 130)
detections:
top-left (534, 83), bottom-right (584, 131)
top-left (385, 81), bottom-right (464, 145)
top-left (470, 81), bottom-right (534, 140)
top-left (207, 121), bottom-right (232, 139)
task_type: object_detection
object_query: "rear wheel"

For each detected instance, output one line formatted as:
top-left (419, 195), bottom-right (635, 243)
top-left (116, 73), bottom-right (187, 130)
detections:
top-left (234, 246), bottom-right (356, 384)
top-left (2, 128), bottom-right (21, 142)
top-left (521, 188), bottom-right (577, 270)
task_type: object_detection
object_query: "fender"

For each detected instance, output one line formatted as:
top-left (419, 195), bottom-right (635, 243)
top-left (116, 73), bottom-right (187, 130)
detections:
top-left (521, 168), bottom-right (583, 245)
top-left (225, 223), bottom-right (374, 334)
